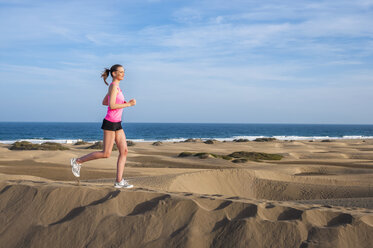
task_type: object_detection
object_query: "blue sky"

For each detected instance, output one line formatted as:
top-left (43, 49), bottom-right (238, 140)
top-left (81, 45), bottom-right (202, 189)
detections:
top-left (0, 0), bottom-right (372, 123)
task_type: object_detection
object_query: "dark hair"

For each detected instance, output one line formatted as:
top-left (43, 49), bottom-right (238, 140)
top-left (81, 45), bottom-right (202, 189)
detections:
top-left (101, 64), bottom-right (124, 85)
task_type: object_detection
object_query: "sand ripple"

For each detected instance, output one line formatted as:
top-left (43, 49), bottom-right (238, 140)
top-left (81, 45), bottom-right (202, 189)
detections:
top-left (0, 181), bottom-right (372, 248)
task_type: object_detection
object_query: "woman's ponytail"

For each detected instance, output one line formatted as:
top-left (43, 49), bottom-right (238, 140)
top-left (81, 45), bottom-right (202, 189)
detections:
top-left (101, 64), bottom-right (123, 86)
top-left (101, 68), bottom-right (111, 86)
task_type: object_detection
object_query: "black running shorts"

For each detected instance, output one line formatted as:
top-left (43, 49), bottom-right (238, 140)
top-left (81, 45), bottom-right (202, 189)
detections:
top-left (101, 119), bottom-right (123, 131)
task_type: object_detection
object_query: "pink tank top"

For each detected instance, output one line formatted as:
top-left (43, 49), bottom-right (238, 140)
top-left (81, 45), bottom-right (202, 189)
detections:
top-left (104, 83), bottom-right (126, 122)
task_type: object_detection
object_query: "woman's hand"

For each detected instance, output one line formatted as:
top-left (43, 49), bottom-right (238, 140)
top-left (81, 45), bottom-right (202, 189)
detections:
top-left (102, 94), bottom-right (109, 106)
top-left (128, 99), bottom-right (136, 106)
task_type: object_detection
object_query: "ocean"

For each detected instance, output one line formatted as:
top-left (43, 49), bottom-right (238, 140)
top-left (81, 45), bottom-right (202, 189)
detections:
top-left (1, 122), bottom-right (373, 144)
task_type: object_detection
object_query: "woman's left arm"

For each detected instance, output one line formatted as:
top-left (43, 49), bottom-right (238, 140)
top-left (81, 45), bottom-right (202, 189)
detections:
top-left (102, 94), bottom-right (108, 106)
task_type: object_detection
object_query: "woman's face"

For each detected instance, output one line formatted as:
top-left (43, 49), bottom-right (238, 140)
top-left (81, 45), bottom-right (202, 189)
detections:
top-left (113, 67), bottom-right (125, 81)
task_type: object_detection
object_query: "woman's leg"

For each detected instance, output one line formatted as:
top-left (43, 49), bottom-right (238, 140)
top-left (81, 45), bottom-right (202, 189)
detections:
top-left (114, 129), bottom-right (128, 182)
top-left (76, 130), bottom-right (116, 164)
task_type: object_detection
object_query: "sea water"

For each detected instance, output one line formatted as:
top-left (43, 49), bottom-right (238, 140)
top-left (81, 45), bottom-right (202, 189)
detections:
top-left (1, 122), bottom-right (373, 144)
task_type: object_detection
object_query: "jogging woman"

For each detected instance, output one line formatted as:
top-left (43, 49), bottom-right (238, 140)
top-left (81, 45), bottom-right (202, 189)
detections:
top-left (70, 64), bottom-right (136, 188)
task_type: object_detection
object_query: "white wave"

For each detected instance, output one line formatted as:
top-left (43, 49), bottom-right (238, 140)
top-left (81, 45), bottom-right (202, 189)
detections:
top-left (162, 138), bottom-right (190, 142)
top-left (342, 135), bottom-right (372, 139)
top-left (2, 135), bottom-right (373, 145)
top-left (273, 136), bottom-right (334, 140)
top-left (127, 139), bottom-right (157, 142)
top-left (161, 135), bottom-right (373, 142)
top-left (0, 139), bottom-right (87, 144)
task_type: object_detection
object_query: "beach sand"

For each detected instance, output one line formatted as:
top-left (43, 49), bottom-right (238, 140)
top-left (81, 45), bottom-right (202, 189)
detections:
top-left (0, 139), bottom-right (372, 247)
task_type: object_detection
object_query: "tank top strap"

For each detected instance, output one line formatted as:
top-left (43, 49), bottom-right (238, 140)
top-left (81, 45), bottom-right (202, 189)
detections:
top-left (110, 82), bottom-right (121, 92)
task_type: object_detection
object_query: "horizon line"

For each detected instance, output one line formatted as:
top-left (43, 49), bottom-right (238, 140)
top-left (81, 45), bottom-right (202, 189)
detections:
top-left (0, 121), bottom-right (373, 125)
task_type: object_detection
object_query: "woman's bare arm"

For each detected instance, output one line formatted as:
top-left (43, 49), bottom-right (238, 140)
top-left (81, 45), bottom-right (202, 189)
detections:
top-left (102, 94), bottom-right (108, 106)
top-left (108, 84), bottom-right (136, 109)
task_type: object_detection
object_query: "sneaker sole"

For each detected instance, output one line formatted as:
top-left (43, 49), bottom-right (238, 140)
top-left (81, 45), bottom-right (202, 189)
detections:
top-left (70, 159), bottom-right (80, 177)
top-left (114, 185), bottom-right (134, 189)
top-left (72, 169), bottom-right (80, 177)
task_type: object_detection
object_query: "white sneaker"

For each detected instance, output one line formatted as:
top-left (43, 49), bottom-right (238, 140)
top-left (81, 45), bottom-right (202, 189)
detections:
top-left (70, 158), bottom-right (81, 177)
top-left (114, 179), bottom-right (133, 189)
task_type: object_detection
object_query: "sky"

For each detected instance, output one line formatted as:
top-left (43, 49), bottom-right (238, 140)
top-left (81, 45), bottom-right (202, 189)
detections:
top-left (0, 0), bottom-right (372, 124)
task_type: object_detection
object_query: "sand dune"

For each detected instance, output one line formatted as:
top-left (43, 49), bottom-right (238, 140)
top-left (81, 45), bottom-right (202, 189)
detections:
top-left (131, 168), bottom-right (373, 202)
top-left (0, 180), bottom-right (372, 248)
top-left (1, 139), bottom-right (373, 247)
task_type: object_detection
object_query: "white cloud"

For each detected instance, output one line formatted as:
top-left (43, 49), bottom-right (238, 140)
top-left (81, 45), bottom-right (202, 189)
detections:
top-left (0, 0), bottom-right (111, 45)
top-left (173, 7), bottom-right (203, 24)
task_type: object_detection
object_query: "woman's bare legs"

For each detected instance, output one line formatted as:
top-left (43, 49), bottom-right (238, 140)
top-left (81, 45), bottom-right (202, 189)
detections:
top-left (114, 129), bottom-right (128, 183)
top-left (76, 130), bottom-right (116, 164)
top-left (73, 129), bottom-right (129, 183)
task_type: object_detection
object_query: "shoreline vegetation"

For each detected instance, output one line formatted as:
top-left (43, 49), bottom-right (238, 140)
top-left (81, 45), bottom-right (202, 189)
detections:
top-left (178, 151), bottom-right (283, 163)
top-left (8, 140), bottom-right (138, 151)
top-left (9, 141), bottom-right (70, 150)
top-left (2, 136), bottom-right (371, 146)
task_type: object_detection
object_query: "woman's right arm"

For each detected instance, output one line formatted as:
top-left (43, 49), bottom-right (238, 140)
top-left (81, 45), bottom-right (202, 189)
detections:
top-left (108, 84), bottom-right (135, 110)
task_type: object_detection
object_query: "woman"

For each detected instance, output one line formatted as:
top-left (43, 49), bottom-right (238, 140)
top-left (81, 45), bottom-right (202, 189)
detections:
top-left (70, 64), bottom-right (136, 188)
